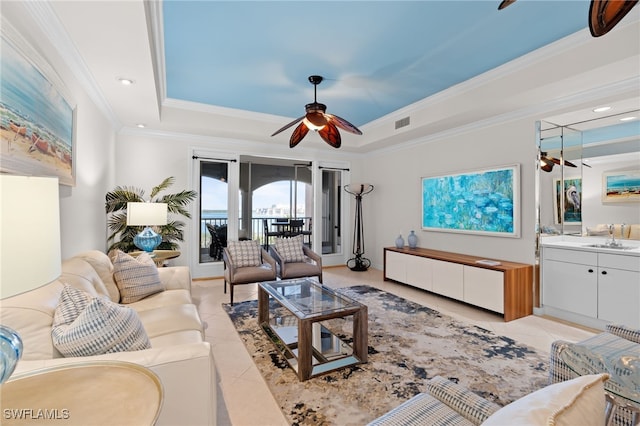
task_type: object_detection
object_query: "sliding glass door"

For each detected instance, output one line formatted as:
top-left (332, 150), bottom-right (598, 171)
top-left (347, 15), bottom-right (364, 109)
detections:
top-left (192, 151), bottom-right (349, 277)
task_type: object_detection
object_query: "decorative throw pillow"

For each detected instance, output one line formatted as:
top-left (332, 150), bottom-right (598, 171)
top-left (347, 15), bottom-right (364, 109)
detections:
top-left (52, 284), bottom-right (93, 327)
top-left (227, 240), bottom-right (262, 267)
top-left (481, 373), bottom-right (609, 426)
top-left (111, 250), bottom-right (164, 304)
top-left (275, 235), bottom-right (305, 263)
top-left (52, 285), bottom-right (151, 357)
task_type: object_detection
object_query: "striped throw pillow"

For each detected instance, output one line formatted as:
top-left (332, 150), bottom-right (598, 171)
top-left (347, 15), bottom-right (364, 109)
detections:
top-left (275, 235), bottom-right (305, 263)
top-left (111, 250), bottom-right (164, 304)
top-left (52, 285), bottom-right (151, 357)
top-left (227, 240), bottom-right (262, 267)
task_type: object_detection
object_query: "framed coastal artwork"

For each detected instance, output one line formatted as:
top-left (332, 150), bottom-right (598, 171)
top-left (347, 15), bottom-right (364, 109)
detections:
top-left (421, 164), bottom-right (520, 237)
top-left (602, 170), bottom-right (640, 203)
top-left (0, 18), bottom-right (76, 186)
top-left (553, 177), bottom-right (582, 225)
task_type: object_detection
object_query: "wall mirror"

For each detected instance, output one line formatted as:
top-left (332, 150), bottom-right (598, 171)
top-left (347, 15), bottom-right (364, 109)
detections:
top-left (534, 100), bottom-right (639, 308)
top-left (537, 101), bottom-right (640, 239)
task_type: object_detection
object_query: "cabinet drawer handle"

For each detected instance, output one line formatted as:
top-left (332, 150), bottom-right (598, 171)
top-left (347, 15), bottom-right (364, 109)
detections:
top-left (601, 270), bottom-right (607, 275)
top-left (588, 269), bottom-right (594, 273)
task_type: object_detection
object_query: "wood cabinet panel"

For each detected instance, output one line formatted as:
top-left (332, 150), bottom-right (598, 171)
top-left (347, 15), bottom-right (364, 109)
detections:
top-left (464, 266), bottom-right (504, 314)
top-left (432, 260), bottom-right (463, 300)
top-left (383, 247), bottom-right (533, 321)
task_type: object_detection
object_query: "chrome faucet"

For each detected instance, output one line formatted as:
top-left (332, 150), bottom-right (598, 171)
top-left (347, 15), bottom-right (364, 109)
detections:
top-left (607, 224), bottom-right (622, 247)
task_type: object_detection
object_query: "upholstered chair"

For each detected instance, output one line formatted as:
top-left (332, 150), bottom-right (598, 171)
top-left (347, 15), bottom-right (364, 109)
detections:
top-left (270, 235), bottom-right (322, 282)
top-left (223, 240), bottom-right (276, 305)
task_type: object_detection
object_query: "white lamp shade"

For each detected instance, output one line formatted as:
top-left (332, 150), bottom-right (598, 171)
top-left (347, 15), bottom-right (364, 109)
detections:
top-left (126, 202), bottom-right (168, 226)
top-left (1, 175), bottom-right (61, 299)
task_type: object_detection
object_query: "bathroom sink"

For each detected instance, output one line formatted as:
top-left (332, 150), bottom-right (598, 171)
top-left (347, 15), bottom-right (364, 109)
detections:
top-left (582, 244), bottom-right (635, 250)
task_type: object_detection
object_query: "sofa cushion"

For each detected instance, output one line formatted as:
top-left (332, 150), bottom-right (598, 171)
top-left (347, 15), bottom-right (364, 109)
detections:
top-left (51, 285), bottom-right (151, 357)
top-left (127, 289), bottom-right (192, 312)
top-left (227, 240), bottom-right (262, 267)
top-left (275, 235), bottom-right (305, 263)
top-left (137, 304), bottom-right (203, 338)
top-left (111, 250), bottom-right (164, 304)
top-left (481, 373), bottom-right (609, 426)
top-left (75, 250), bottom-right (121, 302)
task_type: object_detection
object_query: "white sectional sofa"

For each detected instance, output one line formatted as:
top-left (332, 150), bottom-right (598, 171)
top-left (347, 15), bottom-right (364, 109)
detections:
top-left (0, 250), bottom-right (216, 426)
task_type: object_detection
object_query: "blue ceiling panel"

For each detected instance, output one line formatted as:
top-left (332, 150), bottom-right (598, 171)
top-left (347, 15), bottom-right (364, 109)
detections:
top-left (163, 1), bottom-right (589, 126)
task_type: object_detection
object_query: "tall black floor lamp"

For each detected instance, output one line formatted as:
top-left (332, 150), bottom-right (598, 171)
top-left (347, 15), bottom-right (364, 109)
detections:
top-left (344, 183), bottom-right (374, 271)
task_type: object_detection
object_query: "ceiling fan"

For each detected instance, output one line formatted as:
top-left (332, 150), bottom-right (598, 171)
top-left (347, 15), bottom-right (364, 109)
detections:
top-left (271, 75), bottom-right (362, 149)
top-left (499, 0), bottom-right (639, 37)
top-left (540, 152), bottom-right (578, 172)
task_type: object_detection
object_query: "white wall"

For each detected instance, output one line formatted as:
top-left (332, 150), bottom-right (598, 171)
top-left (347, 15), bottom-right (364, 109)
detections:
top-left (360, 119), bottom-right (538, 268)
top-left (114, 130), bottom-right (359, 275)
top-left (2, 2), bottom-right (116, 259)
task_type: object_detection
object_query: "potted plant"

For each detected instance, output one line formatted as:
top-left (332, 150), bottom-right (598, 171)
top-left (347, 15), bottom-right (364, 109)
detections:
top-left (105, 177), bottom-right (197, 253)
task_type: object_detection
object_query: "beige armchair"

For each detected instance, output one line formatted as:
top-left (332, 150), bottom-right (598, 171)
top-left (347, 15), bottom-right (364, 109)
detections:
top-left (223, 242), bottom-right (276, 305)
top-left (271, 243), bottom-right (323, 283)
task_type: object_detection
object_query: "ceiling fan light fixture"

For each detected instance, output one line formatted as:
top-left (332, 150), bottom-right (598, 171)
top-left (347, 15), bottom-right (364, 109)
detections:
top-left (271, 75), bottom-right (362, 149)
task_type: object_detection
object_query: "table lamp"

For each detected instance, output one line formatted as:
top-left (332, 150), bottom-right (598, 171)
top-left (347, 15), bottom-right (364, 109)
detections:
top-left (344, 183), bottom-right (374, 271)
top-left (126, 202), bottom-right (168, 252)
top-left (1, 175), bottom-right (61, 384)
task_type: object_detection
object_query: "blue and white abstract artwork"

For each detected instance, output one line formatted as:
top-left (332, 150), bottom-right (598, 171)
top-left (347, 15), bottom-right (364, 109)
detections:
top-left (422, 165), bottom-right (520, 237)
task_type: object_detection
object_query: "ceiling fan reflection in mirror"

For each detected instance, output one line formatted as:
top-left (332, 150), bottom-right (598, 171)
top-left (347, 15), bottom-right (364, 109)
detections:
top-left (499, 0), bottom-right (638, 37)
top-left (271, 75), bottom-right (362, 149)
top-left (540, 152), bottom-right (579, 172)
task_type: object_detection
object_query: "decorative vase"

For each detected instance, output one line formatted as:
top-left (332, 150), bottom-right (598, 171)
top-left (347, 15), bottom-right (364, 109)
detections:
top-left (395, 234), bottom-right (404, 248)
top-left (0, 325), bottom-right (22, 384)
top-left (408, 230), bottom-right (418, 248)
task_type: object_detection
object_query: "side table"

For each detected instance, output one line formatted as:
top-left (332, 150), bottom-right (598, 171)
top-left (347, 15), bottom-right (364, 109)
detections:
top-left (0, 361), bottom-right (163, 425)
top-left (130, 249), bottom-right (181, 266)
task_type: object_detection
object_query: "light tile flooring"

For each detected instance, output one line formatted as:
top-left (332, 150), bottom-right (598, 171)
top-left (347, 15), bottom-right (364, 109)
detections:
top-left (192, 266), bottom-right (596, 426)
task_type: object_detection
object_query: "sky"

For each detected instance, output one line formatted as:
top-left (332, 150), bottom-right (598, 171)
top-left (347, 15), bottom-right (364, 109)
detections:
top-left (201, 177), bottom-right (305, 212)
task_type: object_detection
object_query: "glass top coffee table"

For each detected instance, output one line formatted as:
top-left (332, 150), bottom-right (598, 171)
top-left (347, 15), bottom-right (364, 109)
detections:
top-left (258, 278), bottom-right (368, 381)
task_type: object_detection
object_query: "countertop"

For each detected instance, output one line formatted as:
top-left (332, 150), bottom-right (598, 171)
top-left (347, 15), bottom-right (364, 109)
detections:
top-left (540, 235), bottom-right (640, 256)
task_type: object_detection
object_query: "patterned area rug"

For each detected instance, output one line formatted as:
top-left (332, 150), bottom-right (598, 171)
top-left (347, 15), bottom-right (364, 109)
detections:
top-left (223, 285), bottom-right (549, 425)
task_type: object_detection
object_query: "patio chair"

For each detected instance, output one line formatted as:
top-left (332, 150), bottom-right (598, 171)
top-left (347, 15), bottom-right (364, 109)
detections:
top-left (262, 219), bottom-right (281, 249)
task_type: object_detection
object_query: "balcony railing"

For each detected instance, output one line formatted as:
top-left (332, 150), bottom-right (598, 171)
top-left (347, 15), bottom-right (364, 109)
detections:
top-left (200, 216), bottom-right (311, 249)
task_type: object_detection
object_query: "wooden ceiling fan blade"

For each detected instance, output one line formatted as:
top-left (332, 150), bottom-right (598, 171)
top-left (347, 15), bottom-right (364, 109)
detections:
top-left (549, 157), bottom-right (563, 166)
top-left (564, 159), bottom-right (578, 168)
top-left (589, 0), bottom-right (639, 37)
top-left (271, 116), bottom-right (304, 137)
top-left (289, 122), bottom-right (309, 148)
top-left (318, 123), bottom-right (341, 148)
top-left (327, 114), bottom-right (362, 135)
top-left (498, 0), bottom-right (517, 10)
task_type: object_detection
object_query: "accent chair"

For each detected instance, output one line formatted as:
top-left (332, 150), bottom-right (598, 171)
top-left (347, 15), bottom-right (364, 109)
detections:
top-left (270, 235), bottom-right (322, 282)
top-left (223, 240), bottom-right (277, 305)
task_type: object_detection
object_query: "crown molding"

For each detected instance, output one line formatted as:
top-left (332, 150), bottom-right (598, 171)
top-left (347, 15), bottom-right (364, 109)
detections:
top-left (23, 1), bottom-right (121, 130)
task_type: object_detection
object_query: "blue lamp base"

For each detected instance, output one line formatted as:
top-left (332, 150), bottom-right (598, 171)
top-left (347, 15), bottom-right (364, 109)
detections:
top-left (133, 226), bottom-right (162, 253)
top-left (0, 325), bottom-right (23, 384)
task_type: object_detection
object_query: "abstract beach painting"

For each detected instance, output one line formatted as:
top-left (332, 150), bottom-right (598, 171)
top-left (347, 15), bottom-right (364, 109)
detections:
top-left (1, 22), bottom-right (75, 185)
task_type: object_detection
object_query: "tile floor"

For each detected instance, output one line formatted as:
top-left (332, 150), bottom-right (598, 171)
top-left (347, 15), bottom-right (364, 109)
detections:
top-left (192, 266), bottom-right (596, 426)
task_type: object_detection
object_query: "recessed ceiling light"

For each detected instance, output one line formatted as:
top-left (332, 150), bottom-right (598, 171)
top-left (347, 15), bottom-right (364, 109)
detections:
top-left (619, 116), bottom-right (637, 122)
top-left (136, 123), bottom-right (146, 128)
top-left (117, 77), bottom-right (135, 85)
top-left (592, 106), bottom-right (611, 112)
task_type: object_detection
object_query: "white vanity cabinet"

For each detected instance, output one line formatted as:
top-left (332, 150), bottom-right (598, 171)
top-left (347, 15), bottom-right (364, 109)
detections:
top-left (542, 248), bottom-right (598, 318)
top-left (597, 253), bottom-right (640, 328)
top-left (383, 247), bottom-right (532, 321)
top-left (541, 244), bottom-right (640, 329)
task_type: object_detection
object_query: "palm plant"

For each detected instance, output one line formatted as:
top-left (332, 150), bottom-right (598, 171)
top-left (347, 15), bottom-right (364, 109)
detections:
top-left (105, 177), bottom-right (198, 253)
